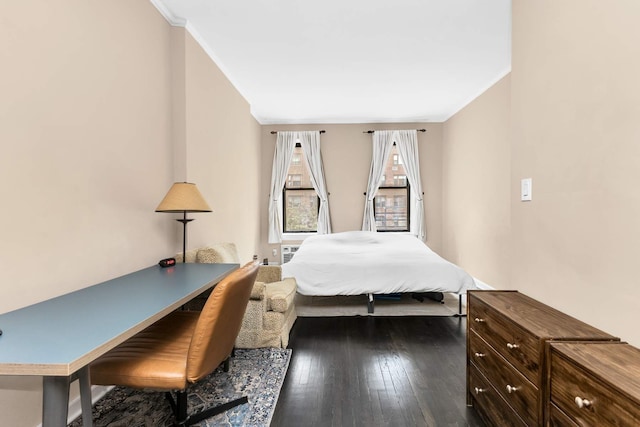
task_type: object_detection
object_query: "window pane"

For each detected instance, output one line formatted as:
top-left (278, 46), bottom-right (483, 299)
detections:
top-left (283, 146), bottom-right (318, 233)
top-left (284, 189), bottom-right (318, 232)
top-left (374, 188), bottom-right (408, 231)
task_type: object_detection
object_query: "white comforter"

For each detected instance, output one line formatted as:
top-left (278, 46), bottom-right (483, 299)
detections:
top-left (281, 231), bottom-right (475, 296)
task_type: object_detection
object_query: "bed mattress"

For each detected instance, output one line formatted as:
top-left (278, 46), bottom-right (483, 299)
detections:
top-left (281, 231), bottom-right (475, 296)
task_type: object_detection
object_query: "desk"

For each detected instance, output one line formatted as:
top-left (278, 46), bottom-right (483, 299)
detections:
top-left (0, 262), bottom-right (238, 427)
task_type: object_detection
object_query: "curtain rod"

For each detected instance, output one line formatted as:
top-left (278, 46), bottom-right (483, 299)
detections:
top-left (363, 129), bottom-right (426, 134)
top-left (270, 130), bottom-right (326, 134)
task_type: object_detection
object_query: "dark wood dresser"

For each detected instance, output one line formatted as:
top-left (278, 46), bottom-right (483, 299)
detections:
top-left (548, 342), bottom-right (640, 426)
top-left (466, 290), bottom-right (618, 426)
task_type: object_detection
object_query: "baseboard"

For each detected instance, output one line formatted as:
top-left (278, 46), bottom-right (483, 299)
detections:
top-left (452, 277), bottom-right (495, 309)
top-left (473, 278), bottom-right (495, 290)
top-left (36, 385), bottom-right (114, 427)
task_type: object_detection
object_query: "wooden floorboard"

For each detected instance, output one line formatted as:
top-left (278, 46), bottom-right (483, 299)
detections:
top-left (271, 316), bottom-right (485, 427)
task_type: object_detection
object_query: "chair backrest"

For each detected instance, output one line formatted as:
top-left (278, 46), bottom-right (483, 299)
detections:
top-left (186, 260), bottom-right (258, 383)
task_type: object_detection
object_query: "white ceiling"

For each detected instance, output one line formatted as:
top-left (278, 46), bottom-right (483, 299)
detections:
top-left (153, 0), bottom-right (511, 125)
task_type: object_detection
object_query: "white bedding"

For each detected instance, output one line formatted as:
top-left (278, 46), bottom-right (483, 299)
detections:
top-left (281, 231), bottom-right (475, 296)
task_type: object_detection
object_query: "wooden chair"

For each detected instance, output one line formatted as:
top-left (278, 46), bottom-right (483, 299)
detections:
top-left (90, 261), bottom-right (259, 426)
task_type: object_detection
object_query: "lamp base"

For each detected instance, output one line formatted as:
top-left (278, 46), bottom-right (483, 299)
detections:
top-left (175, 217), bottom-right (194, 263)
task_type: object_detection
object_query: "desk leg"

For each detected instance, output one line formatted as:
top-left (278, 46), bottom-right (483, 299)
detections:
top-left (42, 375), bottom-right (70, 427)
top-left (78, 367), bottom-right (93, 426)
top-left (42, 369), bottom-right (93, 427)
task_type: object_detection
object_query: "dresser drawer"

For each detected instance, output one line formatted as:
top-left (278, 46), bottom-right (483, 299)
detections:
top-left (550, 344), bottom-right (640, 426)
top-left (469, 329), bottom-right (538, 425)
top-left (467, 291), bottom-right (618, 427)
top-left (548, 403), bottom-right (579, 427)
top-left (469, 297), bottom-right (540, 385)
top-left (468, 364), bottom-right (527, 427)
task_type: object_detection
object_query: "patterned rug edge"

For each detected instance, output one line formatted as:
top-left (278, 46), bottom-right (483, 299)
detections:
top-left (263, 348), bottom-right (291, 427)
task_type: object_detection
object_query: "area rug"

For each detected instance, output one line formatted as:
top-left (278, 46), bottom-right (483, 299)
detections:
top-left (69, 348), bottom-right (291, 427)
top-left (295, 292), bottom-right (465, 317)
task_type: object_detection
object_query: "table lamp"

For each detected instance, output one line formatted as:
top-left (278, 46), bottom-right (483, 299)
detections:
top-left (156, 182), bottom-right (211, 263)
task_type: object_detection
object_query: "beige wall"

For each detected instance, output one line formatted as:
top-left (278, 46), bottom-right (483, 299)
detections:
top-left (182, 32), bottom-right (262, 261)
top-left (443, 1), bottom-right (640, 347)
top-left (509, 0), bottom-right (640, 346)
top-left (5, 1), bottom-right (640, 425)
top-left (442, 75), bottom-right (511, 289)
top-left (259, 123), bottom-right (443, 262)
top-left (0, 2), bottom-right (261, 426)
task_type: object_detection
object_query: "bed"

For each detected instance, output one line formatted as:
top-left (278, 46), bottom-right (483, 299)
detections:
top-left (280, 231), bottom-right (475, 314)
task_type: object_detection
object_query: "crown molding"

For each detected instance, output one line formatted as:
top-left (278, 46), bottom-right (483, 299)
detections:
top-left (149, 0), bottom-right (187, 27)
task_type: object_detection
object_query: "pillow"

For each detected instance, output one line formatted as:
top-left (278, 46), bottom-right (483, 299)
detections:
top-left (176, 248), bottom-right (198, 263)
top-left (196, 243), bottom-right (240, 264)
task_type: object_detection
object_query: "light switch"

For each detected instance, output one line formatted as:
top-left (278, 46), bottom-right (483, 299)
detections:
top-left (521, 178), bottom-right (532, 201)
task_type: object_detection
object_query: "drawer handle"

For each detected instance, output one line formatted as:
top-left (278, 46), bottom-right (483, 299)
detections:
top-left (474, 387), bottom-right (487, 395)
top-left (506, 342), bottom-right (519, 350)
top-left (474, 318), bottom-right (486, 323)
top-left (474, 352), bottom-right (486, 358)
top-left (506, 385), bottom-right (519, 394)
top-left (574, 396), bottom-right (592, 409)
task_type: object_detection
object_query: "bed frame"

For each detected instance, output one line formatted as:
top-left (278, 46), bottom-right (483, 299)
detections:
top-left (366, 292), bottom-right (466, 316)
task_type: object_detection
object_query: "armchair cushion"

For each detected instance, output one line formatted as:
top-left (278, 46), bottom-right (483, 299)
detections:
top-left (250, 282), bottom-right (266, 300)
top-left (265, 278), bottom-right (296, 313)
top-left (195, 243), bottom-right (240, 264)
top-left (256, 265), bottom-right (282, 284)
top-left (178, 248), bottom-right (199, 264)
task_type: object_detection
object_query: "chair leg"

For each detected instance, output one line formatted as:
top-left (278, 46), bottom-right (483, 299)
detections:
top-left (165, 388), bottom-right (249, 426)
top-left (223, 348), bottom-right (236, 372)
top-left (165, 391), bottom-right (189, 426)
top-left (186, 395), bottom-right (249, 426)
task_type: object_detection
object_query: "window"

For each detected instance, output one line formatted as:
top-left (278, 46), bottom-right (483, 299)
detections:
top-left (287, 174), bottom-right (302, 188)
top-left (393, 175), bottom-right (407, 186)
top-left (283, 145), bottom-right (319, 233)
top-left (374, 145), bottom-right (410, 232)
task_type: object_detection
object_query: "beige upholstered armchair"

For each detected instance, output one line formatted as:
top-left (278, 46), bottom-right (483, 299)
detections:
top-left (177, 243), bottom-right (297, 348)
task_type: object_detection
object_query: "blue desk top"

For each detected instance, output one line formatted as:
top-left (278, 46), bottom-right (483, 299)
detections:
top-left (0, 263), bottom-right (238, 376)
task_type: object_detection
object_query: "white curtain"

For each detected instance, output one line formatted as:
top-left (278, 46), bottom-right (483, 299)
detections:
top-left (362, 130), bottom-right (426, 240)
top-left (299, 131), bottom-right (332, 235)
top-left (362, 131), bottom-right (395, 232)
top-left (268, 131), bottom-right (330, 243)
top-left (267, 132), bottom-right (296, 243)
top-left (394, 130), bottom-right (426, 240)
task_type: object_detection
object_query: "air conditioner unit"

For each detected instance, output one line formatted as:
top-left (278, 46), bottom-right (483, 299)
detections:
top-left (281, 245), bottom-right (300, 264)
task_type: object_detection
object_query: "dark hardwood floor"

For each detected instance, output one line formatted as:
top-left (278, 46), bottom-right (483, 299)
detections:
top-left (271, 316), bottom-right (485, 427)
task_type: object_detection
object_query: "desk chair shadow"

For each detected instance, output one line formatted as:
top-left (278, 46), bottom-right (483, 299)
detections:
top-left (90, 261), bottom-right (259, 426)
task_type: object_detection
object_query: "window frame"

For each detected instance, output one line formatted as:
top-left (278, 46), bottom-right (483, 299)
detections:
top-left (282, 143), bottom-right (320, 234)
top-left (373, 182), bottom-right (411, 232)
top-left (282, 186), bottom-right (320, 233)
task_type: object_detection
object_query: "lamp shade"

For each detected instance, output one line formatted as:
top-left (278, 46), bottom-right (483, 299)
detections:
top-left (155, 182), bottom-right (212, 213)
